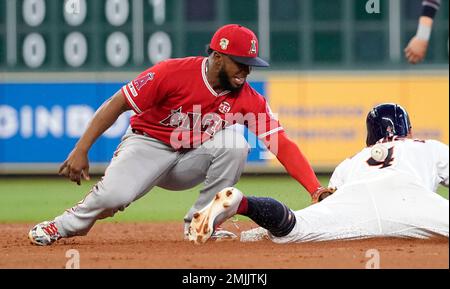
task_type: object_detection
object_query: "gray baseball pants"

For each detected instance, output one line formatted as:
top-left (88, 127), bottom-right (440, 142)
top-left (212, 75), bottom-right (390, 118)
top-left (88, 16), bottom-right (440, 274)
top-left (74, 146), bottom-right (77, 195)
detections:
top-left (54, 126), bottom-right (249, 238)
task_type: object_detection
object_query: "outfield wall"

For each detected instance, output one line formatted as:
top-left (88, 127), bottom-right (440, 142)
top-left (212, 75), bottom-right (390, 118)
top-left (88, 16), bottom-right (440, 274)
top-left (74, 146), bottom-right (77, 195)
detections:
top-left (267, 73), bottom-right (449, 171)
top-left (0, 71), bottom-right (448, 174)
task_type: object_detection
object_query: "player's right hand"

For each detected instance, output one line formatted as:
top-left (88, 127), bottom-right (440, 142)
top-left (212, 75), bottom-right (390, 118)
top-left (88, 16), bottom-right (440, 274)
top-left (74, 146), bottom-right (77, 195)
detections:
top-left (58, 147), bottom-right (91, 185)
top-left (404, 36), bottom-right (429, 64)
top-left (311, 187), bottom-right (336, 204)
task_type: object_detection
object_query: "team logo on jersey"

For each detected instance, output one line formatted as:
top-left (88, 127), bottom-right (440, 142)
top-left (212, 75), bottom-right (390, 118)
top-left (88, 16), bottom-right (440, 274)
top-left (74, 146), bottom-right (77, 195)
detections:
top-left (160, 107), bottom-right (186, 127)
top-left (249, 40), bottom-right (257, 54)
top-left (218, 101), bottom-right (231, 114)
top-left (219, 38), bottom-right (229, 50)
top-left (159, 107), bottom-right (228, 137)
top-left (133, 72), bottom-right (155, 92)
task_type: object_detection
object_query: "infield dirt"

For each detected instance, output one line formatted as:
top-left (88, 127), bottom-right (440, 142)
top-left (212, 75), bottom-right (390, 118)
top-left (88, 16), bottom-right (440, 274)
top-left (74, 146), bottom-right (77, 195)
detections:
top-left (1, 222), bottom-right (448, 269)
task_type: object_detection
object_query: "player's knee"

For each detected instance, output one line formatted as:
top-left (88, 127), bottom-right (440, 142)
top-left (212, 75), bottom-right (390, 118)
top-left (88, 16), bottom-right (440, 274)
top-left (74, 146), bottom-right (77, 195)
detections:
top-left (96, 184), bottom-right (135, 210)
top-left (220, 130), bottom-right (249, 160)
top-left (223, 143), bottom-right (248, 163)
top-left (234, 144), bottom-right (249, 160)
top-left (233, 132), bottom-right (249, 151)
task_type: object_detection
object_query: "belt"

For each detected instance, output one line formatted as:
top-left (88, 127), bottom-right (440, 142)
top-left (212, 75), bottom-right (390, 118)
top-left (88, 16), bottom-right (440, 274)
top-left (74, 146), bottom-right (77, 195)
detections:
top-left (132, 129), bottom-right (150, 137)
top-left (132, 128), bottom-right (193, 153)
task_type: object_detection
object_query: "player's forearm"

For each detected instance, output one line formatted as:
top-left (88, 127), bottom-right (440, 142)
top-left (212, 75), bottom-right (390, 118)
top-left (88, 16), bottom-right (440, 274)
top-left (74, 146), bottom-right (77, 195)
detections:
top-left (265, 132), bottom-right (321, 194)
top-left (75, 91), bottom-right (130, 152)
top-left (415, 16), bottom-right (434, 42)
top-left (419, 16), bottom-right (434, 27)
top-left (416, 0), bottom-right (439, 42)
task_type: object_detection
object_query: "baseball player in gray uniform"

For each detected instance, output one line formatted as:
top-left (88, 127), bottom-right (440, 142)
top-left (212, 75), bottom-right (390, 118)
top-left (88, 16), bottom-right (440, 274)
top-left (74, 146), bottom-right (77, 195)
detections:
top-left (188, 103), bottom-right (449, 244)
top-left (28, 24), bottom-right (328, 246)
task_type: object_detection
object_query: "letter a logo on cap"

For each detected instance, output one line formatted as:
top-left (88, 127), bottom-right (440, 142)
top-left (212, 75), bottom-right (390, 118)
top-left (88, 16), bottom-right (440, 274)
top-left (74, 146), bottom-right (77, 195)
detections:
top-left (220, 38), bottom-right (229, 50)
top-left (249, 40), bottom-right (257, 54)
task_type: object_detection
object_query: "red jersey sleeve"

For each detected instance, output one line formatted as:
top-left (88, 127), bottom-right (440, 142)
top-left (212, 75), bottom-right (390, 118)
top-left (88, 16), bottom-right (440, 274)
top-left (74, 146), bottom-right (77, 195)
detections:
top-left (121, 61), bottom-right (170, 114)
top-left (245, 89), bottom-right (284, 140)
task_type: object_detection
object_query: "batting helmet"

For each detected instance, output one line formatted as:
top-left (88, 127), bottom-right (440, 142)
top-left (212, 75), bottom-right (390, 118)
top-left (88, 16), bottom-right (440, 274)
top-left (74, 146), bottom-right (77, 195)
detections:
top-left (366, 103), bottom-right (412, 146)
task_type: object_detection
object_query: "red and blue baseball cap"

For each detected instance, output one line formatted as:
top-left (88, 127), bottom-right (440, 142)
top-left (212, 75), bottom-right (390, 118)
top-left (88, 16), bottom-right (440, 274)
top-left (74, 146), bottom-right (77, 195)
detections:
top-left (208, 24), bottom-right (269, 67)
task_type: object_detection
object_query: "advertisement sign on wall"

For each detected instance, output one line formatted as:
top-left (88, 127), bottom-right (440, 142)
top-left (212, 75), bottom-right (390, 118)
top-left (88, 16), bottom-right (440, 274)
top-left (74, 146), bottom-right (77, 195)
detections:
top-left (268, 75), bottom-right (449, 169)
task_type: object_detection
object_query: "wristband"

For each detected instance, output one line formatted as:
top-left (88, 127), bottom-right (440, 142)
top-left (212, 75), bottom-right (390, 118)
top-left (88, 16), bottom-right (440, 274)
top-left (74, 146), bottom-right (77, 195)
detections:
top-left (416, 23), bottom-right (432, 41)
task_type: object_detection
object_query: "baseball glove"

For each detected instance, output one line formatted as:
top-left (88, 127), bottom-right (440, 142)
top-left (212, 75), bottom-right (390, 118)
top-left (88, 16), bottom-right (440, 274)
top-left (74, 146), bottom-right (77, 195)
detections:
top-left (311, 187), bottom-right (336, 203)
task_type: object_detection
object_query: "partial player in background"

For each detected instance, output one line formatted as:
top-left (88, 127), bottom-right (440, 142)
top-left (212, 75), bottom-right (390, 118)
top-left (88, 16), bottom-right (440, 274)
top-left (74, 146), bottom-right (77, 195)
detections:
top-left (28, 24), bottom-right (328, 246)
top-left (404, 0), bottom-right (441, 64)
top-left (189, 103), bottom-right (449, 244)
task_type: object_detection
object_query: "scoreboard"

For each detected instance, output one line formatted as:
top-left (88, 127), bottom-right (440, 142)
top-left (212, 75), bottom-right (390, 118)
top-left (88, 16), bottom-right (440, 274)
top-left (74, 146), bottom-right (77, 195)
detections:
top-left (0, 0), bottom-right (448, 71)
top-left (1, 0), bottom-right (184, 71)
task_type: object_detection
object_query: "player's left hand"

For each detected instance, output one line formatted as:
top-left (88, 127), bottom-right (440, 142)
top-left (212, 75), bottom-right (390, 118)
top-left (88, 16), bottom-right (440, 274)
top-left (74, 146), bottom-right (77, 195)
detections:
top-left (311, 187), bottom-right (336, 203)
top-left (404, 36), bottom-right (429, 64)
top-left (58, 147), bottom-right (90, 186)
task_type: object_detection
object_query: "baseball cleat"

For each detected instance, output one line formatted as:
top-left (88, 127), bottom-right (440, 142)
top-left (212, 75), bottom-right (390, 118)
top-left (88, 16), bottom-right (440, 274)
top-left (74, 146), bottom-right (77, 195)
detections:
top-left (183, 226), bottom-right (237, 241)
top-left (210, 227), bottom-right (238, 241)
top-left (28, 221), bottom-right (62, 246)
top-left (240, 227), bottom-right (269, 242)
top-left (188, 187), bottom-right (243, 244)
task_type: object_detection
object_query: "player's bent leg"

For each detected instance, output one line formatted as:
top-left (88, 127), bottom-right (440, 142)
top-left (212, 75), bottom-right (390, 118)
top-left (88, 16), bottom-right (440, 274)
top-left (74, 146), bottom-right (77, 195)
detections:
top-left (244, 197), bottom-right (297, 238)
top-left (183, 128), bottom-right (249, 227)
top-left (53, 177), bottom-right (140, 238)
top-left (266, 181), bottom-right (409, 244)
top-left (157, 127), bottom-right (249, 240)
top-left (28, 133), bottom-right (179, 245)
top-left (188, 190), bottom-right (297, 244)
top-left (239, 197), bottom-right (297, 243)
top-left (375, 182), bottom-right (449, 239)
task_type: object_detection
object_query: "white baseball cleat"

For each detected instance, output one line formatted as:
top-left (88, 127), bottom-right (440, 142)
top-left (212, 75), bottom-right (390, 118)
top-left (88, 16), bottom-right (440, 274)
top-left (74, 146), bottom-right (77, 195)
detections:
top-left (28, 221), bottom-right (62, 246)
top-left (183, 227), bottom-right (237, 241)
top-left (210, 228), bottom-right (238, 242)
top-left (240, 227), bottom-right (269, 242)
top-left (188, 187), bottom-right (243, 244)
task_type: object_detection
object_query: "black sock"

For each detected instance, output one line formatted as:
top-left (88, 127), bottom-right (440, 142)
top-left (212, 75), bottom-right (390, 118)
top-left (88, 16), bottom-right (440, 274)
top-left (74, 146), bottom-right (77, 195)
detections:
top-left (245, 197), bottom-right (296, 237)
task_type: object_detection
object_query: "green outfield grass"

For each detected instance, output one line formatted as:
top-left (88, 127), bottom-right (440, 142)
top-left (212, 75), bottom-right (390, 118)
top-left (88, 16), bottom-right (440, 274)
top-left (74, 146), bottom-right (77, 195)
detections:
top-left (0, 175), bottom-right (448, 222)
